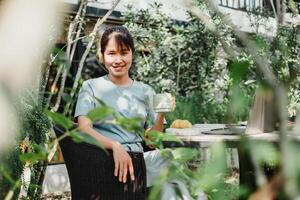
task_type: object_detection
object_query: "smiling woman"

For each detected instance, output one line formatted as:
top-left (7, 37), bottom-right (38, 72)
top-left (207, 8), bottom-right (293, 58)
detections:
top-left (73, 26), bottom-right (169, 200)
top-left (100, 27), bottom-right (134, 82)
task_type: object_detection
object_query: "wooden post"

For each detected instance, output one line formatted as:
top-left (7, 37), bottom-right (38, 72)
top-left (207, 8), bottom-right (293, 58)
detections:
top-left (246, 89), bottom-right (278, 134)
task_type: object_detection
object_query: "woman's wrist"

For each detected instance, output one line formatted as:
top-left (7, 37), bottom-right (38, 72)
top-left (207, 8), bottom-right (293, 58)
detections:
top-left (157, 112), bottom-right (165, 118)
top-left (112, 141), bottom-right (122, 150)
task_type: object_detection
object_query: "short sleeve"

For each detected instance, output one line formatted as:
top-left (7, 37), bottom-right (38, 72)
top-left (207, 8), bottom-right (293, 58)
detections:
top-left (74, 80), bottom-right (95, 118)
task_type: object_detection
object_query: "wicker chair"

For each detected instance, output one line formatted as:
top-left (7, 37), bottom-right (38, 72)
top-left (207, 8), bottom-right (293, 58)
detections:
top-left (53, 124), bottom-right (106, 199)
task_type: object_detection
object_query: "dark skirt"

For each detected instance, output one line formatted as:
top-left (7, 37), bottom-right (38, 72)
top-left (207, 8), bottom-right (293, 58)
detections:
top-left (66, 146), bottom-right (146, 200)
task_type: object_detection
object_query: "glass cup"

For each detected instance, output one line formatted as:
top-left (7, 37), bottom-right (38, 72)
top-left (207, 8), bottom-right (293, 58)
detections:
top-left (153, 93), bottom-right (173, 113)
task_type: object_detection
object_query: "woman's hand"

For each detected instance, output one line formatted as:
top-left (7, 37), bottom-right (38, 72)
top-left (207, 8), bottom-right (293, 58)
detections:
top-left (77, 116), bottom-right (135, 182)
top-left (112, 142), bottom-right (135, 183)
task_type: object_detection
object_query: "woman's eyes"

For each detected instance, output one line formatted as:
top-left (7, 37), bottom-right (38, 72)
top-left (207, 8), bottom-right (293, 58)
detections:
top-left (106, 51), bottom-right (129, 56)
top-left (121, 51), bottom-right (129, 55)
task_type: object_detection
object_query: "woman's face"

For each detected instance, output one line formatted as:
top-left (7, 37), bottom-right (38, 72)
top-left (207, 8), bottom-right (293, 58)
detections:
top-left (102, 36), bottom-right (133, 78)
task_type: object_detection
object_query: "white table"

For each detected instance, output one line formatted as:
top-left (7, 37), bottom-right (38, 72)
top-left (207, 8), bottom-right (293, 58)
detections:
top-left (165, 124), bottom-right (279, 148)
top-left (165, 124), bottom-right (297, 196)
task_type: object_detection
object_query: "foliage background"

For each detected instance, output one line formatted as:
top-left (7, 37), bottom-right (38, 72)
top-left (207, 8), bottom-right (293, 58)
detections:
top-left (1, 1), bottom-right (300, 200)
top-left (123, 3), bottom-right (257, 124)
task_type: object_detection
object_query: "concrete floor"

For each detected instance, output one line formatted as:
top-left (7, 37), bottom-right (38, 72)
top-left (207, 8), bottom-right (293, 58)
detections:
top-left (42, 164), bottom-right (70, 194)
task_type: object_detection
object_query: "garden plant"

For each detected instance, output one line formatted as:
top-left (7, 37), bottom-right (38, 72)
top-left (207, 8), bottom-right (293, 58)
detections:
top-left (0, 0), bottom-right (300, 200)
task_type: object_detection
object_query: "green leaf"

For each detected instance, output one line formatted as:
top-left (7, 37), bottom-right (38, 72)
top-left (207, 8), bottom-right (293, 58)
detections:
top-left (69, 130), bottom-right (105, 150)
top-left (20, 152), bottom-right (47, 163)
top-left (171, 148), bottom-right (198, 162)
top-left (228, 59), bottom-right (250, 84)
top-left (145, 130), bottom-right (183, 149)
top-left (250, 141), bottom-right (279, 166)
top-left (45, 110), bottom-right (73, 130)
top-left (230, 85), bottom-right (248, 115)
top-left (87, 106), bottom-right (114, 122)
top-left (195, 143), bottom-right (227, 191)
top-left (288, 0), bottom-right (298, 14)
top-left (20, 144), bottom-right (48, 163)
top-left (161, 134), bottom-right (183, 143)
top-left (115, 116), bottom-right (144, 134)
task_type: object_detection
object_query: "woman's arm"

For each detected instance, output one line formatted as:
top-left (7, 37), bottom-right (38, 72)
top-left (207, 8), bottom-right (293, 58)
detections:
top-left (147, 96), bottom-right (176, 133)
top-left (78, 115), bottom-right (118, 149)
top-left (148, 113), bottom-right (165, 132)
top-left (77, 115), bottom-right (135, 183)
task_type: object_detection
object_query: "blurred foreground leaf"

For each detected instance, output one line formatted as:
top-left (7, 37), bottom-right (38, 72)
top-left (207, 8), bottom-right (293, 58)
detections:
top-left (69, 130), bottom-right (105, 150)
top-left (228, 59), bottom-right (250, 84)
top-left (87, 106), bottom-right (114, 122)
top-left (171, 147), bottom-right (198, 162)
top-left (193, 143), bottom-right (231, 199)
top-left (250, 141), bottom-right (279, 166)
top-left (19, 144), bottom-right (48, 163)
top-left (145, 130), bottom-right (183, 149)
top-left (45, 110), bottom-right (73, 130)
top-left (115, 116), bottom-right (144, 134)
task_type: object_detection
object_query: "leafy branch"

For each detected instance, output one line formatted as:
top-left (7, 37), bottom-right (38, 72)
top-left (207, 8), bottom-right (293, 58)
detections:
top-left (64, 0), bottom-right (122, 116)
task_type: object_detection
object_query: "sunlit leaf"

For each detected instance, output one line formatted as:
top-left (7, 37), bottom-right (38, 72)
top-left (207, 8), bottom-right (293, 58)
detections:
top-left (250, 141), bottom-right (279, 166)
top-left (145, 130), bottom-right (183, 149)
top-left (288, 0), bottom-right (297, 14)
top-left (171, 147), bottom-right (198, 162)
top-left (87, 106), bottom-right (114, 122)
top-left (45, 110), bottom-right (73, 130)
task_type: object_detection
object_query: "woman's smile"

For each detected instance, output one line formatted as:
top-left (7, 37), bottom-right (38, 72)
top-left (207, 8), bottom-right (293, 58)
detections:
top-left (102, 37), bottom-right (133, 79)
top-left (112, 65), bottom-right (125, 69)
top-left (110, 65), bottom-right (127, 74)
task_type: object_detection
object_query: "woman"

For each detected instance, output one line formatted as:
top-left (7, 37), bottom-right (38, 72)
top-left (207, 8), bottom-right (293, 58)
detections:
top-left (74, 26), bottom-right (170, 199)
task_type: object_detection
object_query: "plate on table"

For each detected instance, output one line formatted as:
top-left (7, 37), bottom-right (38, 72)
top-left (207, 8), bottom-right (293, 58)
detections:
top-left (193, 124), bottom-right (226, 132)
top-left (201, 125), bottom-right (246, 135)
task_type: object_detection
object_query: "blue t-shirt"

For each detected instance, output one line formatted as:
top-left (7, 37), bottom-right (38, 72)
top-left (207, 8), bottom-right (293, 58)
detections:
top-left (74, 75), bottom-right (156, 152)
